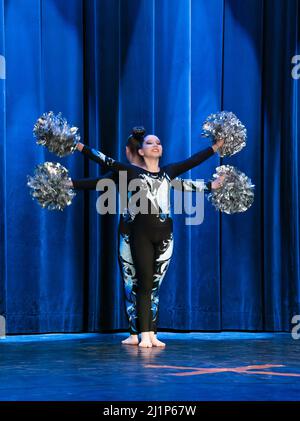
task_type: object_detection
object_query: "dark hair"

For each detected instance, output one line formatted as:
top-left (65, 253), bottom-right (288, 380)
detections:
top-left (126, 126), bottom-right (146, 155)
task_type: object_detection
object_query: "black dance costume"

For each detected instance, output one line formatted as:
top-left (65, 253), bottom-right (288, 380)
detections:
top-left (73, 172), bottom-right (211, 334)
top-left (75, 145), bottom-right (215, 333)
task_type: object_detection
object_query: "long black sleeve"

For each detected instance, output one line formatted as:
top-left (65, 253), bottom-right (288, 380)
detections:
top-left (81, 145), bottom-right (134, 175)
top-left (163, 146), bottom-right (215, 179)
top-left (171, 178), bottom-right (212, 193)
top-left (72, 171), bottom-right (116, 190)
top-left (72, 178), bottom-right (100, 190)
top-left (205, 181), bottom-right (212, 192)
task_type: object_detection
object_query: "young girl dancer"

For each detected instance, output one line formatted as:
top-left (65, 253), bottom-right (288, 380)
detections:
top-left (74, 131), bottom-right (224, 347)
top-left (72, 130), bottom-right (221, 346)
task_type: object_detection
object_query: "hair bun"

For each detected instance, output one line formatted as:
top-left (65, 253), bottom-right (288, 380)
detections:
top-left (132, 126), bottom-right (146, 139)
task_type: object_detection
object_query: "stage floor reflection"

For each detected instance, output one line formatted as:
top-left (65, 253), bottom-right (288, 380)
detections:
top-left (0, 332), bottom-right (300, 401)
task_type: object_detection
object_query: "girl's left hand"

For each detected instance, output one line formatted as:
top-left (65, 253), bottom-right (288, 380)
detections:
top-left (211, 137), bottom-right (224, 152)
top-left (215, 137), bottom-right (224, 149)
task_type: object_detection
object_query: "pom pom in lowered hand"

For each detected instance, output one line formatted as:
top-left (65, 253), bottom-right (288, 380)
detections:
top-left (202, 111), bottom-right (246, 157)
top-left (207, 165), bottom-right (254, 214)
top-left (27, 162), bottom-right (76, 211)
top-left (33, 111), bottom-right (80, 157)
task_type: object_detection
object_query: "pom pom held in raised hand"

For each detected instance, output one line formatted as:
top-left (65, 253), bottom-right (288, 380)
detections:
top-left (27, 162), bottom-right (76, 211)
top-left (33, 111), bottom-right (80, 157)
top-left (202, 111), bottom-right (246, 157)
top-left (207, 165), bottom-right (254, 214)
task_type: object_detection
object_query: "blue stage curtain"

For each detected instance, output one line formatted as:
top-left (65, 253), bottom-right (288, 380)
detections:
top-left (1, 0), bottom-right (85, 333)
top-left (0, 0), bottom-right (299, 333)
top-left (0, 0), bottom-right (6, 321)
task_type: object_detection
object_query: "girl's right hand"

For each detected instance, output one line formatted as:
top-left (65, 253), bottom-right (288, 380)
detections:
top-left (65, 180), bottom-right (74, 188)
top-left (76, 142), bottom-right (84, 152)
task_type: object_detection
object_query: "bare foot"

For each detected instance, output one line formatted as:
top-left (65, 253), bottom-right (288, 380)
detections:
top-left (149, 331), bottom-right (166, 347)
top-left (139, 332), bottom-right (152, 348)
top-left (139, 340), bottom-right (152, 348)
top-left (122, 335), bottom-right (139, 345)
top-left (151, 338), bottom-right (166, 347)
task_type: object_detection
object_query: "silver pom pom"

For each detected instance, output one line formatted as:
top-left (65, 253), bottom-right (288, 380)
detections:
top-left (27, 162), bottom-right (76, 211)
top-left (33, 111), bottom-right (80, 157)
top-left (202, 111), bottom-right (246, 157)
top-left (207, 165), bottom-right (255, 214)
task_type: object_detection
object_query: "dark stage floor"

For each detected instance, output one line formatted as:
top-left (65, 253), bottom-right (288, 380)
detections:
top-left (0, 332), bottom-right (299, 401)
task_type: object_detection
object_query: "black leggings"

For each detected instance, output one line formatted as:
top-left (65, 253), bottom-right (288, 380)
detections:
top-left (130, 216), bottom-right (174, 333)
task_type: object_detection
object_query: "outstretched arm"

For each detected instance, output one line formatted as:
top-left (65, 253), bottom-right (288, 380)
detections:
top-left (164, 139), bottom-right (224, 180)
top-left (76, 142), bottom-right (134, 174)
top-left (71, 171), bottom-right (116, 190)
top-left (172, 172), bottom-right (225, 192)
top-left (171, 178), bottom-right (212, 193)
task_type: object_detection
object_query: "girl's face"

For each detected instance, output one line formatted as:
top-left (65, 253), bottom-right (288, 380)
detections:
top-left (138, 135), bottom-right (163, 159)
